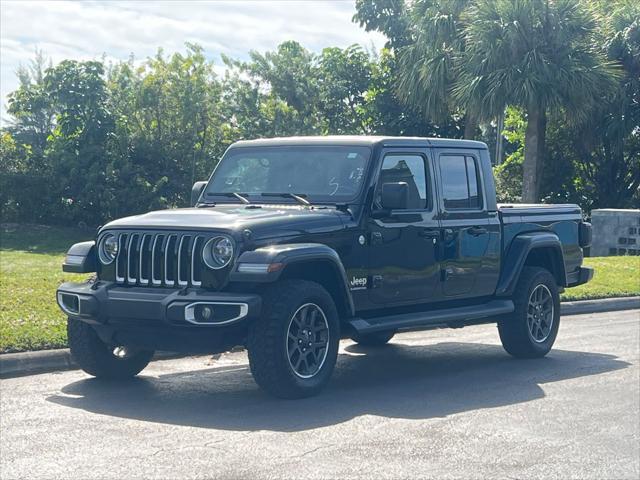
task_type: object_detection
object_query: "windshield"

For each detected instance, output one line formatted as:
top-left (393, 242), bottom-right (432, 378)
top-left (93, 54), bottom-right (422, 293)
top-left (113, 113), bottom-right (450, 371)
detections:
top-left (204, 145), bottom-right (371, 204)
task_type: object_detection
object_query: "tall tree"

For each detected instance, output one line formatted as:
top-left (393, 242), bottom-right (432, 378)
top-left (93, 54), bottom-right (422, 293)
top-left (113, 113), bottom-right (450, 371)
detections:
top-left (396, 0), bottom-right (476, 138)
top-left (455, 0), bottom-right (617, 202)
top-left (6, 49), bottom-right (54, 157)
top-left (318, 45), bottom-right (373, 134)
top-left (240, 41), bottom-right (323, 134)
top-left (45, 60), bottom-right (115, 223)
top-left (107, 45), bottom-right (223, 213)
top-left (569, 0), bottom-right (640, 209)
top-left (364, 48), bottom-right (460, 137)
top-left (353, 0), bottom-right (412, 48)
top-left (354, 0), bottom-right (474, 138)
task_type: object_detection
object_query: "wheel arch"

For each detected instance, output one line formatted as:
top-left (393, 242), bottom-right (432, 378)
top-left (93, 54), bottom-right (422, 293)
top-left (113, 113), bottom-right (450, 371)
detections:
top-left (496, 232), bottom-right (567, 297)
top-left (230, 243), bottom-right (355, 318)
top-left (522, 247), bottom-right (565, 287)
top-left (278, 259), bottom-right (353, 319)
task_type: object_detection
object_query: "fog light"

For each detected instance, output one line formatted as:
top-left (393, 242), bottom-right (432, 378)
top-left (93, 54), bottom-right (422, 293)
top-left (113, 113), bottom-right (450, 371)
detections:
top-left (57, 292), bottom-right (81, 315)
top-left (183, 301), bottom-right (249, 325)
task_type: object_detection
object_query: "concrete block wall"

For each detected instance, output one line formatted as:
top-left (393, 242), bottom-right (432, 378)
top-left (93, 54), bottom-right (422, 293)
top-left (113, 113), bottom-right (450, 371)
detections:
top-left (590, 209), bottom-right (640, 256)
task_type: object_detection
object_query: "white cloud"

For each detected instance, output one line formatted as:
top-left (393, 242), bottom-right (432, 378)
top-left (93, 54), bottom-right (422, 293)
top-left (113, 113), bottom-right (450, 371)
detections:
top-left (0, 0), bottom-right (386, 124)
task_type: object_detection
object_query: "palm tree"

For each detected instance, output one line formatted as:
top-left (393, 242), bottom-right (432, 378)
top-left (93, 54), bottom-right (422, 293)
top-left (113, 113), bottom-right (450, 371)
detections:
top-left (397, 0), bottom-right (479, 139)
top-left (454, 0), bottom-right (617, 202)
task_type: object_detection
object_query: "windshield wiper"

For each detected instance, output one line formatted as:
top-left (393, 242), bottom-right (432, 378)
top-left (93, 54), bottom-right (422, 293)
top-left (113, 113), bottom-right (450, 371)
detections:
top-left (261, 192), bottom-right (311, 206)
top-left (206, 192), bottom-right (251, 204)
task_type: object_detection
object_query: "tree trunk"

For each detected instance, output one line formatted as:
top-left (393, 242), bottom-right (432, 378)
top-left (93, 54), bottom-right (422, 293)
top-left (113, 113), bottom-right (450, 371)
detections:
top-left (464, 111), bottom-right (478, 139)
top-left (522, 104), bottom-right (546, 203)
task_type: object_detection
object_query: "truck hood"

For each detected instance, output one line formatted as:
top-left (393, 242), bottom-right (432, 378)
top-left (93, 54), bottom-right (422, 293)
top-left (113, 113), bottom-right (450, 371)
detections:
top-left (102, 205), bottom-right (348, 239)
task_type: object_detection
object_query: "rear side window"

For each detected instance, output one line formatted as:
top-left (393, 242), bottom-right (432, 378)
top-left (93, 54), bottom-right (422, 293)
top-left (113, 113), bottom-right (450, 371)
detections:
top-left (439, 155), bottom-right (483, 210)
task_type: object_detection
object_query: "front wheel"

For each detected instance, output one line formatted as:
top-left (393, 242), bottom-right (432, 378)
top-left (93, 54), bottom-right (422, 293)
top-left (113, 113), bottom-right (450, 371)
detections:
top-left (498, 267), bottom-right (560, 358)
top-left (67, 318), bottom-right (154, 379)
top-left (247, 280), bottom-right (340, 399)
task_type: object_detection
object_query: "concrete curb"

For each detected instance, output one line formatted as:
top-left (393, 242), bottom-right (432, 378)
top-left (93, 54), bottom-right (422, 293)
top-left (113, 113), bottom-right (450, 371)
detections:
top-left (560, 296), bottom-right (640, 316)
top-left (1, 297), bottom-right (638, 379)
top-left (1, 349), bottom-right (77, 379)
top-left (0, 350), bottom-right (181, 379)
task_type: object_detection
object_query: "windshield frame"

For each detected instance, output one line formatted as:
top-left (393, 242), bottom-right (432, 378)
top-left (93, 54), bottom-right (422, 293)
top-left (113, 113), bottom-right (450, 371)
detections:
top-left (202, 144), bottom-right (373, 205)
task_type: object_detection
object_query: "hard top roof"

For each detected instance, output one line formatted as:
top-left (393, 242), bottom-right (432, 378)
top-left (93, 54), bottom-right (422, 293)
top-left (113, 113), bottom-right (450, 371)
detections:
top-left (229, 135), bottom-right (487, 150)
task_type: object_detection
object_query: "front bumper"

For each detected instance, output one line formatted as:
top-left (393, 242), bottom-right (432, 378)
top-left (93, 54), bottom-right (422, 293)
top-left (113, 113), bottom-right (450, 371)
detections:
top-left (567, 266), bottom-right (594, 287)
top-left (56, 280), bottom-right (261, 328)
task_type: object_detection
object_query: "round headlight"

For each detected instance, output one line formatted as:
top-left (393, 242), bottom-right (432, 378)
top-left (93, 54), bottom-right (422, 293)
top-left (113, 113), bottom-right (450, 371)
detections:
top-left (99, 233), bottom-right (118, 264)
top-left (203, 235), bottom-right (234, 270)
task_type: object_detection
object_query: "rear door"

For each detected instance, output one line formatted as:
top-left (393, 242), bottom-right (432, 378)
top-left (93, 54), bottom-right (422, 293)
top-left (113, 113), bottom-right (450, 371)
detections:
top-left (435, 150), bottom-right (498, 298)
top-left (367, 149), bottom-right (441, 305)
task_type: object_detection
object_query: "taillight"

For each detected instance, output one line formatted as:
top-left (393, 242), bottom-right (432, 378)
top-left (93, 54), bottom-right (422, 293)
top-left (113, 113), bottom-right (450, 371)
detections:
top-left (579, 222), bottom-right (592, 248)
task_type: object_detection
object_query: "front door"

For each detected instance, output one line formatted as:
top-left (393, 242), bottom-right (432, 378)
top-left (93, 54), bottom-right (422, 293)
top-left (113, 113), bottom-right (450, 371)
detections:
top-left (367, 150), bottom-right (441, 305)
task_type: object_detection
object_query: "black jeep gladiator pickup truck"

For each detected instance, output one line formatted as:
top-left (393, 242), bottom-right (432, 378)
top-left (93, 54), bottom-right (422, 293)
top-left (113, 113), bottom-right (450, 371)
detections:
top-left (57, 136), bottom-right (593, 398)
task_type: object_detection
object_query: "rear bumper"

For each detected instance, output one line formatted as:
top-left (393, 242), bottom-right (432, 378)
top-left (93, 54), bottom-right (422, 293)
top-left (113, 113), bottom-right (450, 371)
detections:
top-left (56, 281), bottom-right (261, 328)
top-left (567, 266), bottom-right (594, 287)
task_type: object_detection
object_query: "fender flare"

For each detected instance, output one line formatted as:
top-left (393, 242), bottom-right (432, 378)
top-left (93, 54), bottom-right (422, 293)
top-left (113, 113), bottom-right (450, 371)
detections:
top-left (63, 241), bottom-right (97, 273)
top-left (495, 232), bottom-right (567, 297)
top-left (229, 243), bottom-right (355, 316)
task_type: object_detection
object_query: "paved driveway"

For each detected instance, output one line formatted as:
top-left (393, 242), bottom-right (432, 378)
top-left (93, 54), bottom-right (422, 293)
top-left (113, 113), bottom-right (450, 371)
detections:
top-left (1, 309), bottom-right (639, 479)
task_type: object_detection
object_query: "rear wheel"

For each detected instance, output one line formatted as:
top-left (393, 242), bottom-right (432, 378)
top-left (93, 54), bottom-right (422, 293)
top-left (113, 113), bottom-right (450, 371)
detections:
top-left (498, 267), bottom-right (560, 358)
top-left (67, 318), bottom-right (154, 379)
top-left (351, 330), bottom-right (395, 346)
top-left (247, 280), bottom-right (340, 399)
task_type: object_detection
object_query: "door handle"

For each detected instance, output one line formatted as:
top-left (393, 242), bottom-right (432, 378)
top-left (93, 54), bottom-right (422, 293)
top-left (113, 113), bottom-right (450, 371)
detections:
top-left (443, 228), bottom-right (454, 241)
top-left (468, 226), bottom-right (488, 236)
top-left (370, 232), bottom-right (383, 245)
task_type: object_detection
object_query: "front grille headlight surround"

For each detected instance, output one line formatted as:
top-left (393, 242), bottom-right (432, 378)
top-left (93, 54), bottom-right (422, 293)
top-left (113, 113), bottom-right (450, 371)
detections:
top-left (202, 235), bottom-right (235, 270)
top-left (98, 233), bottom-right (118, 265)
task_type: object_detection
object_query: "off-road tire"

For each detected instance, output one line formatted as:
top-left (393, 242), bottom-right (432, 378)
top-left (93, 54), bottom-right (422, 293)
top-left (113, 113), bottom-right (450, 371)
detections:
top-left (247, 280), bottom-right (340, 399)
top-left (67, 318), bottom-right (154, 379)
top-left (351, 330), bottom-right (395, 346)
top-left (498, 267), bottom-right (560, 358)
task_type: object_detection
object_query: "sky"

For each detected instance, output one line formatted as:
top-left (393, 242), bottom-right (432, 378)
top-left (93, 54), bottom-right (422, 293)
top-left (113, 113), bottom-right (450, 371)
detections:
top-left (0, 0), bottom-right (386, 124)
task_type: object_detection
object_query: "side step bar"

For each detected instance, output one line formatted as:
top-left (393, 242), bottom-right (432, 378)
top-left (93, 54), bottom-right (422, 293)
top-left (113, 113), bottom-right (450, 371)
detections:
top-left (348, 300), bottom-right (514, 334)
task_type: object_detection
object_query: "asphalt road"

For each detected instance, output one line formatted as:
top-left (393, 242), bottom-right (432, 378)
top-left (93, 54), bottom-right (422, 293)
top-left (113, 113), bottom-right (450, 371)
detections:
top-left (1, 309), bottom-right (639, 480)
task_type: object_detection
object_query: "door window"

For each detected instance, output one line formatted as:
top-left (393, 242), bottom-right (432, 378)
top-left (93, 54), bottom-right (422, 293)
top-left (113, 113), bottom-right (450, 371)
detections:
top-left (376, 154), bottom-right (429, 209)
top-left (439, 155), bottom-right (483, 210)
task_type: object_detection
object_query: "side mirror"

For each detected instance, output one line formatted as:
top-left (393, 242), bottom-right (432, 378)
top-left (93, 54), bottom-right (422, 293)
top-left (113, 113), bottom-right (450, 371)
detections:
top-left (381, 182), bottom-right (409, 210)
top-left (191, 181), bottom-right (207, 206)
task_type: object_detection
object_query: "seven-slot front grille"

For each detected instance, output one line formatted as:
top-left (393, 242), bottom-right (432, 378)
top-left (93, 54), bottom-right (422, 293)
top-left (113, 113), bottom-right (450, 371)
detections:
top-left (112, 232), bottom-right (208, 287)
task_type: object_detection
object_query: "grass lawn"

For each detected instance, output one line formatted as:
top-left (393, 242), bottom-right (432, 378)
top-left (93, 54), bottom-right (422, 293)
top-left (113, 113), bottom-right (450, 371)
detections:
top-left (1, 224), bottom-right (92, 353)
top-left (1, 223), bottom-right (639, 353)
top-left (561, 255), bottom-right (640, 301)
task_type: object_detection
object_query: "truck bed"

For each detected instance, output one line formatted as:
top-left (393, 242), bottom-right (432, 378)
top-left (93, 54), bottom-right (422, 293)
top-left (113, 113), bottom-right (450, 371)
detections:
top-left (498, 203), bottom-right (584, 277)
